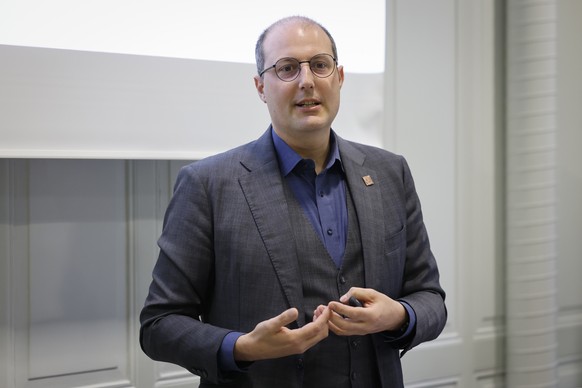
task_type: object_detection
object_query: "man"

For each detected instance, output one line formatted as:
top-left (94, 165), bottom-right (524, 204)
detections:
top-left (140, 16), bottom-right (447, 388)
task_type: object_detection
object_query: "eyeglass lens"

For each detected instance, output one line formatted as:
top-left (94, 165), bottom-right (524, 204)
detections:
top-left (275, 54), bottom-right (335, 81)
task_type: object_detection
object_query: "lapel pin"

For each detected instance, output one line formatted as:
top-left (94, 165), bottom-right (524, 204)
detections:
top-left (362, 175), bottom-right (374, 186)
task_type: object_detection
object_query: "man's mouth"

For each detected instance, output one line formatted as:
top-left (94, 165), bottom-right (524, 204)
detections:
top-left (297, 101), bottom-right (320, 107)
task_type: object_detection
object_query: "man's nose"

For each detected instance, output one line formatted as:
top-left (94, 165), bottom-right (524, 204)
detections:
top-left (297, 63), bottom-right (315, 87)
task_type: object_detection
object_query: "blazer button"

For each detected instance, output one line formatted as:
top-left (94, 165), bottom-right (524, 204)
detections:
top-left (296, 357), bottom-right (304, 369)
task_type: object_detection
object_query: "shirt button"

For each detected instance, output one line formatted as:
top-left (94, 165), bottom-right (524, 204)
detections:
top-left (327, 228), bottom-right (333, 236)
top-left (319, 191), bottom-right (324, 197)
top-left (351, 371), bottom-right (358, 380)
top-left (352, 340), bottom-right (359, 348)
top-left (340, 276), bottom-right (346, 284)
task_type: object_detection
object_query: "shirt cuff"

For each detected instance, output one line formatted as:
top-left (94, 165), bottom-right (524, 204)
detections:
top-left (399, 301), bottom-right (416, 338)
top-left (383, 301), bottom-right (416, 340)
top-left (218, 331), bottom-right (246, 372)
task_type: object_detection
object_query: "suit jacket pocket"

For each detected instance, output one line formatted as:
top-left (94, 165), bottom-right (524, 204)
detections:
top-left (385, 224), bottom-right (406, 255)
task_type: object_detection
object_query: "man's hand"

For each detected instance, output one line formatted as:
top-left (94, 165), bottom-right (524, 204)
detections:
top-left (314, 287), bottom-right (407, 336)
top-left (234, 306), bottom-right (331, 362)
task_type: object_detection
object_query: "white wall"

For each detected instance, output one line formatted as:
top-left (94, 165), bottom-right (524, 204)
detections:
top-left (0, 46), bottom-right (385, 160)
top-left (0, 1), bottom-right (580, 388)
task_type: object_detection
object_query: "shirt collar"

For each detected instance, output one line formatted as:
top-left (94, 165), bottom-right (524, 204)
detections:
top-left (271, 126), bottom-right (343, 177)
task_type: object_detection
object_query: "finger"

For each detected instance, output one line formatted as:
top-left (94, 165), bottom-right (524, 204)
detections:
top-left (311, 307), bottom-right (330, 328)
top-left (329, 310), bottom-right (369, 337)
top-left (328, 301), bottom-right (360, 320)
top-left (339, 287), bottom-right (367, 304)
top-left (265, 308), bottom-right (299, 331)
top-left (313, 305), bottom-right (326, 320)
top-left (297, 309), bottom-right (330, 345)
top-left (318, 305), bottom-right (332, 321)
top-left (327, 318), bottom-right (346, 335)
top-left (328, 312), bottom-right (357, 336)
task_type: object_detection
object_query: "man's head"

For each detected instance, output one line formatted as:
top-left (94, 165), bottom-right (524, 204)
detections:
top-left (254, 16), bottom-right (344, 144)
top-left (255, 16), bottom-right (339, 77)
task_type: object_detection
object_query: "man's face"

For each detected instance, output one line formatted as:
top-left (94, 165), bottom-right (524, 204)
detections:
top-left (254, 22), bottom-right (344, 142)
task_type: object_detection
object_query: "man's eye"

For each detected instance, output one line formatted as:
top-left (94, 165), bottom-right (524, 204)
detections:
top-left (278, 64), bottom-right (296, 73)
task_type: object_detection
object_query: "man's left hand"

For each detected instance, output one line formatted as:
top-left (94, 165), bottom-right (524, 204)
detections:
top-left (313, 287), bottom-right (407, 336)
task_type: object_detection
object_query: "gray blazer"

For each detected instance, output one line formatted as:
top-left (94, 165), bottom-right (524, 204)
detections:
top-left (140, 128), bottom-right (447, 387)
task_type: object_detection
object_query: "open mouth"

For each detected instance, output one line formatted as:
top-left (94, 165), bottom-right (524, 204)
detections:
top-left (297, 101), bottom-right (320, 107)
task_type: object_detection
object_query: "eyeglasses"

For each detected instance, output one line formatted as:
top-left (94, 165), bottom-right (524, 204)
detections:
top-left (259, 53), bottom-right (337, 82)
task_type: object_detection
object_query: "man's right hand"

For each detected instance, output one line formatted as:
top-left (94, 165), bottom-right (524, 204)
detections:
top-left (233, 306), bottom-right (331, 362)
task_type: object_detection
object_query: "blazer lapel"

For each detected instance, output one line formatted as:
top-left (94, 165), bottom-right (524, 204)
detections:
top-left (238, 130), bottom-right (306, 327)
top-left (338, 137), bottom-right (386, 292)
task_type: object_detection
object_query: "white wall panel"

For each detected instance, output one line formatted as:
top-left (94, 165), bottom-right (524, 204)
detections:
top-left (0, 160), bottom-right (12, 388)
top-left (390, 0), bottom-right (457, 334)
top-left (128, 160), bottom-right (199, 388)
top-left (556, 0), bottom-right (582, 323)
top-left (27, 160), bottom-right (127, 378)
top-left (392, 0), bottom-right (506, 386)
top-left (556, 2), bottom-right (582, 384)
top-left (8, 160), bottom-right (133, 388)
top-left (389, 1), bottom-right (461, 384)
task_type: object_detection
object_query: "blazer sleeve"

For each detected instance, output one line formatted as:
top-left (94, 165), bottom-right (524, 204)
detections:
top-left (139, 163), bottom-right (232, 383)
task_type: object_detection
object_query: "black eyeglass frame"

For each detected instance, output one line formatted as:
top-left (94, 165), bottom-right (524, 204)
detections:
top-left (259, 53), bottom-right (338, 82)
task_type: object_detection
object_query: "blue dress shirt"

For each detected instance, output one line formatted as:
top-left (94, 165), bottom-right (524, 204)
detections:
top-left (271, 128), bottom-right (347, 268)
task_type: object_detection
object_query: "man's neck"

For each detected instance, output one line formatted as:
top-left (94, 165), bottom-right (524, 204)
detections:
top-left (274, 128), bottom-right (331, 174)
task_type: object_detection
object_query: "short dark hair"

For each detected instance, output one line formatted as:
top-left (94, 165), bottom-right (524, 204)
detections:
top-left (255, 16), bottom-right (338, 76)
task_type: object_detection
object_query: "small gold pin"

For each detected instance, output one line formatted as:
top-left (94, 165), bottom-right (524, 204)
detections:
top-left (362, 175), bottom-right (374, 186)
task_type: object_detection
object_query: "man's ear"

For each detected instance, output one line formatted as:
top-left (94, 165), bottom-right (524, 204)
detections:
top-left (254, 75), bottom-right (267, 103)
top-left (337, 65), bottom-right (345, 89)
